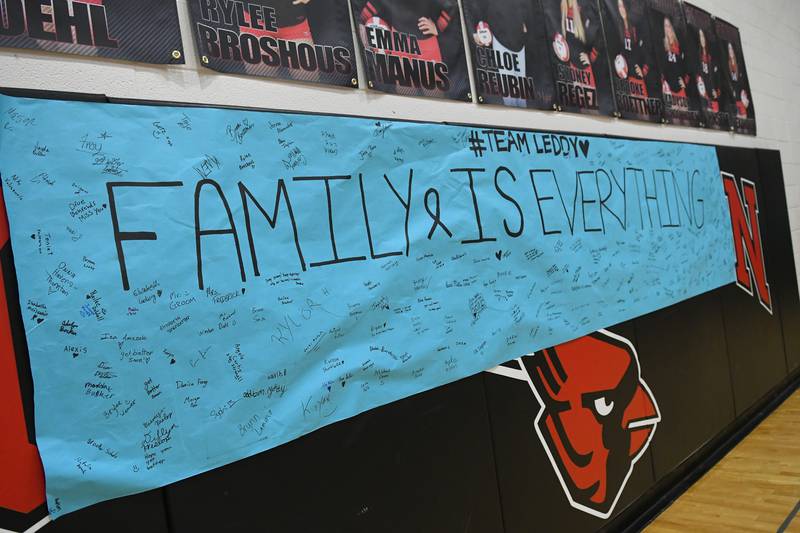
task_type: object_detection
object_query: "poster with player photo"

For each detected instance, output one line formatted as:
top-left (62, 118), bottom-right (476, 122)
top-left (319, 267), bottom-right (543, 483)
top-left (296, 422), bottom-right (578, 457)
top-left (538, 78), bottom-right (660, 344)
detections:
top-left (0, 0), bottom-right (183, 64)
top-left (189, 0), bottom-right (358, 89)
top-left (352, 0), bottom-right (470, 101)
top-left (599, 0), bottom-right (663, 122)
top-left (539, 0), bottom-right (615, 116)
top-left (683, 3), bottom-right (729, 130)
top-left (462, 0), bottom-right (555, 110)
top-left (715, 17), bottom-right (755, 135)
top-left (646, 0), bottom-right (701, 126)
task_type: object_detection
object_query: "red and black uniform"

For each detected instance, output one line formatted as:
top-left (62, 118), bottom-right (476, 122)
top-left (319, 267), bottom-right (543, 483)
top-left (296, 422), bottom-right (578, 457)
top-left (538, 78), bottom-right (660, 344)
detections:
top-left (241, 0), bottom-right (312, 42)
top-left (471, 0), bottom-right (532, 52)
top-left (697, 47), bottom-right (720, 112)
top-left (560, 2), bottom-right (601, 87)
top-left (661, 41), bottom-right (689, 98)
top-left (728, 67), bottom-right (750, 118)
top-left (360, 0), bottom-right (456, 63)
top-left (617, 22), bottom-right (651, 96)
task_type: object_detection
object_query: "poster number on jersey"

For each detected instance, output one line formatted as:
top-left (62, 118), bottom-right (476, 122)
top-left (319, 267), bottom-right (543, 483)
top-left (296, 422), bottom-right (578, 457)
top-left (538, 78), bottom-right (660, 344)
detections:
top-left (540, 0), bottom-right (616, 116)
top-left (599, 0), bottom-right (664, 123)
top-left (646, 0), bottom-right (701, 126)
top-left (682, 3), bottom-right (730, 131)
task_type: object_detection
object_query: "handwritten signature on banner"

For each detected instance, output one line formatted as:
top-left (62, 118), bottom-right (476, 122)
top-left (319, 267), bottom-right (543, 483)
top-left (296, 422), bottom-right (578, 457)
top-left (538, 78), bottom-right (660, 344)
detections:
top-left (0, 95), bottom-right (734, 518)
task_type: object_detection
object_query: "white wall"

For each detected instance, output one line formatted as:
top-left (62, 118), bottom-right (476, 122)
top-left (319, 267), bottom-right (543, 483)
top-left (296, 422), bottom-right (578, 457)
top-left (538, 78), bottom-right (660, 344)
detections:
top-left (1, 0), bottom-right (799, 285)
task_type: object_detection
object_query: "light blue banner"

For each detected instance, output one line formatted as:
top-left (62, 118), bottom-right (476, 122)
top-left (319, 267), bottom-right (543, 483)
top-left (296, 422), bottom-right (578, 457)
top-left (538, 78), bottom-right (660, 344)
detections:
top-left (0, 94), bottom-right (734, 517)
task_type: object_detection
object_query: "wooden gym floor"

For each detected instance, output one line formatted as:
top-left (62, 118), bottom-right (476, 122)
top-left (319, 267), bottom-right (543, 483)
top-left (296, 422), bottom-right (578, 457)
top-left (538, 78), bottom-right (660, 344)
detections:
top-left (646, 388), bottom-right (800, 532)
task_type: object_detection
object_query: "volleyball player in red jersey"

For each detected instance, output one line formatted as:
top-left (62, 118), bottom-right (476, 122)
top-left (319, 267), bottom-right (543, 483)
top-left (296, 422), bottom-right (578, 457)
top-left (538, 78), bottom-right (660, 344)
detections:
top-left (469, 0), bottom-right (535, 107)
top-left (552, 0), bottom-right (602, 103)
top-left (358, 0), bottom-right (458, 96)
top-left (659, 16), bottom-right (689, 109)
top-left (695, 28), bottom-right (721, 113)
top-left (726, 42), bottom-right (751, 119)
top-left (238, 0), bottom-right (316, 79)
top-left (239, 0), bottom-right (313, 43)
top-left (359, 0), bottom-right (455, 65)
top-left (610, 0), bottom-right (652, 98)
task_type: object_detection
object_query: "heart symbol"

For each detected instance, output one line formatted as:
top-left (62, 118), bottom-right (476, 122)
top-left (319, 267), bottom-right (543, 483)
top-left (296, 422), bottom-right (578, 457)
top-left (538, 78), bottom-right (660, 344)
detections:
top-left (72, 352), bottom-right (79, 358)
top-left (156, 290), bottom-right (163, 297)
top-left (30, 233), bottom-right (36, 240)
top-left (326, 385), bottom-right (331, 392)
top-left (578, 139), bottom-right (590, 157)
top-left (170, 359), bottom-right (176, 365)
top-left (341, 381), bottom-right (346, 387)
top-left (241, 288), bottom-right (246, 294)
top-left (36, 317), bottom-right (44, 324)
top-left (495, 251), bottom-right (503, 261)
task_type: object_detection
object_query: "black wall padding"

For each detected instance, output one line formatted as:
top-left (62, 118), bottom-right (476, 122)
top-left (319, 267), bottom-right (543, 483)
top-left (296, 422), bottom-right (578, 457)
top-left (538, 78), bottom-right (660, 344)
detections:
top-left (41, 490), bottom-right (169, 533)
top-left (716, 147), bottom-right (790, 415)
top-left (164, 375), bottom-right (504, 533)
top-left (757, 150), bottom-right (800, 374)
top-left (633, 291), bottom-right (735, 481)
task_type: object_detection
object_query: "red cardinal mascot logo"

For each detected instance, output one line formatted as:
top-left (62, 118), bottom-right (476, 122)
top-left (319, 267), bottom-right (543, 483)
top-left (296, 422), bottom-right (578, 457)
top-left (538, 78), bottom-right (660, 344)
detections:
top-left (487, 330), bottom-right (660, 518)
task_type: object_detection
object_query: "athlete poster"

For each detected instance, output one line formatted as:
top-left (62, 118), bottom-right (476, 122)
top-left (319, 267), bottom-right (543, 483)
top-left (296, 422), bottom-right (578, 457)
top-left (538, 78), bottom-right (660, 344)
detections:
top-left (715, 18), bottom-right (755, 135)
top-left (0, 0), bottom-right (183, 64)
top-left (540, 0), bottom-right (615, 116)
top-left (352, 0), bottom-right (470, 100)
top-left (462, 0), bottom-right (555, 110)
top-left (683, 3), bottom-right (728, 130)
top-left (189, 0), bottom-right (357, 88)
top-left (646, 0), bottom-right (701, 126)
top-left (599, 0), bottom-right (662, 123)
